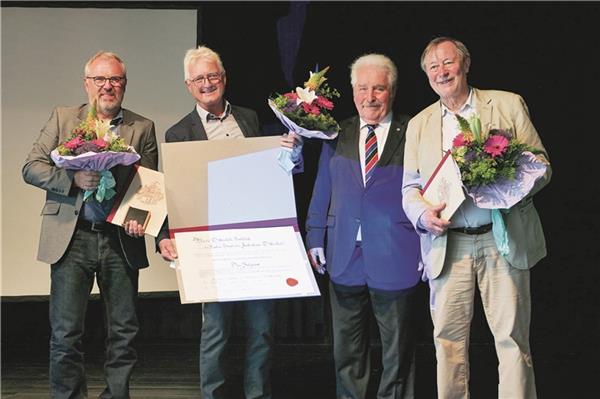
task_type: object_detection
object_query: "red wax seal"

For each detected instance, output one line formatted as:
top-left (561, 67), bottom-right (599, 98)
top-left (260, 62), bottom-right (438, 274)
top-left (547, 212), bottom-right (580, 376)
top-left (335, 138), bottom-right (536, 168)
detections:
top-left (286, 278), bottom-right (298, 287)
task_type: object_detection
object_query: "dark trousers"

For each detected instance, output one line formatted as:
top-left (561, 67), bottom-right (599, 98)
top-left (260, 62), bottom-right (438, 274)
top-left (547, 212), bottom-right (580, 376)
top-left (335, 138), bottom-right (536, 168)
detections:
top-left (200, 300), bottom-right (274, 399)
top-left (330, 280), bottom-right (416, 399)
top-left (49, 228), bottom-right (139, 399)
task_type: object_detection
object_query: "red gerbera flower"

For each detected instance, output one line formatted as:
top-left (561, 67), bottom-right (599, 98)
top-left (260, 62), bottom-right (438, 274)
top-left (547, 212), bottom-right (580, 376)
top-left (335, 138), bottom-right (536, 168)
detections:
top-left (452, 133), bottom-right (471, 148)
top-left (64, 136), bottom-right (84, 150)
top-left (484, 134), bottom-right (510, 157)
top-left (315, 96), bottom-right (334, 110)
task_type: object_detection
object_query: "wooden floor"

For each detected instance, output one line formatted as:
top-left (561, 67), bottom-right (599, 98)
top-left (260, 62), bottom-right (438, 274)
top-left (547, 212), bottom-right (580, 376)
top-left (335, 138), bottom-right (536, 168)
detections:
top-left (1, 340), bottom-right (592, 398)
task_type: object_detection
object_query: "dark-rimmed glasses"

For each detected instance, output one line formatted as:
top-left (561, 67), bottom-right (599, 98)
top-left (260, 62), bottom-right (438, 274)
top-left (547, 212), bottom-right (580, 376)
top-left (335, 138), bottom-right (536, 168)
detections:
top-left (188, 72), bottom-right (224, 86)
top-left (86, 76), bottom-right (126, 87)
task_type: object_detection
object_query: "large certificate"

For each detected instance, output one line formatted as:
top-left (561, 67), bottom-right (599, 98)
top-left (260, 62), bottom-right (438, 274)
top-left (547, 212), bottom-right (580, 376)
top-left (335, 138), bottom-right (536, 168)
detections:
top-left (175, 226), bottom-right (318, 302)
top-left (421, 151), bottom-right (466, 221)
top-left (161, 136), bottom-right (320, 303)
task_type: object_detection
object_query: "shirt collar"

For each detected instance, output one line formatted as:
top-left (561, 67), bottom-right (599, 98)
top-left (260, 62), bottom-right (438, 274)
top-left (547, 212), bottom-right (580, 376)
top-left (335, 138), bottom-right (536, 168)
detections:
top-left (359, 111), bottom-right (393, 130)
top-left (196, 100), bottom-right (232, 122)
top-left (110, 110), bottom-right (124, 126)
top-left (441, 87), bottom-right (474, 117)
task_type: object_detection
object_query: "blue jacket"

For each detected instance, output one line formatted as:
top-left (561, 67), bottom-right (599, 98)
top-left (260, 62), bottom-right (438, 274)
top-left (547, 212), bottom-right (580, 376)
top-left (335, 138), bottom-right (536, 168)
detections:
top-left (306, 114), bottom-right (421, 290)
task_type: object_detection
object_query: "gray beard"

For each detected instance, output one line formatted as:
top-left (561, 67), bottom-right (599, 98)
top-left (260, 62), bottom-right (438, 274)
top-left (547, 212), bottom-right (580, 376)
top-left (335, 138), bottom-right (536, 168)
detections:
top-left (97, 100), bottom-right (121, 117)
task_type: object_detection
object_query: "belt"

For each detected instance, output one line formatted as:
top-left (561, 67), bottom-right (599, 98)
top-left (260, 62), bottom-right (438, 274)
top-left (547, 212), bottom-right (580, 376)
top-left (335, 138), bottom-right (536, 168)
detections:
top-left (449, 223), bottom-right (493, 235)
top-left (76, 219), bottom-right (112, 233)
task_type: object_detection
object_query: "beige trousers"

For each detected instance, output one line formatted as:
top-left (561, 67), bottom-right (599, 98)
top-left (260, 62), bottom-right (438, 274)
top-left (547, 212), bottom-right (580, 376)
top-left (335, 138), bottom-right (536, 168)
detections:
top-left (429, 231), bottom-right (537, 399)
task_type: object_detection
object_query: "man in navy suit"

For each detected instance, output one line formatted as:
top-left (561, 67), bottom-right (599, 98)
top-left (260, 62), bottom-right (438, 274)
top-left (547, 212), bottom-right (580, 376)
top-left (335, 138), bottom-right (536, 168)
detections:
top-left (306, 54), bottom-right (421, 398)
top-left (157, 45), bottom-right (300, 399)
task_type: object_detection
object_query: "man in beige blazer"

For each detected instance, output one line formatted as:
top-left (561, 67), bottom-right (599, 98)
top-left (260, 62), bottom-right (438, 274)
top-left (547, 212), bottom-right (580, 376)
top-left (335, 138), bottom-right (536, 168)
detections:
top-left (402, 37), bottom-right (551, 399)
top-left (22, 51), bottom-right (158, 399)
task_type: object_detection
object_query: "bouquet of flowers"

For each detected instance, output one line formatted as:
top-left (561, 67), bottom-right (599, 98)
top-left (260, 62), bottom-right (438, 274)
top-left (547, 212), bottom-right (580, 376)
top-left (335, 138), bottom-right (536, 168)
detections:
top-left (450, 114), bottom-right (547, 209)
top-left (50, 101), bottom-right (140, 202)
top-left (268, 66), bottom-right (340, 139)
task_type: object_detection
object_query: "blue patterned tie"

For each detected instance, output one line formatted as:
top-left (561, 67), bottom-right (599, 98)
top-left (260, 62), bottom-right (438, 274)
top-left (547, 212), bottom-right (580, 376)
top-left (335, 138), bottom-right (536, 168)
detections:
top-left (364, 124), bottom-right (379, 183)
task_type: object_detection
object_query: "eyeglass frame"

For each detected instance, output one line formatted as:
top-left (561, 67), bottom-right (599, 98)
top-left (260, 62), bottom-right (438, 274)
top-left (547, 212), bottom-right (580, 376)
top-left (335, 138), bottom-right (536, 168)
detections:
top-left (85, 76), bottom-right (127, 87)
top-left (187, 72), bottom-right (225, 86)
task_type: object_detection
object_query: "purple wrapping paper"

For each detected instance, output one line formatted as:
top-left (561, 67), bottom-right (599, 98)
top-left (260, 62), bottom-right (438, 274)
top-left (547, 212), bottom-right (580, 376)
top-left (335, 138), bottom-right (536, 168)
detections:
top-left (466, 151), bottom-right (547, 209)
top-left (50, 149), bottom-right (140, 171)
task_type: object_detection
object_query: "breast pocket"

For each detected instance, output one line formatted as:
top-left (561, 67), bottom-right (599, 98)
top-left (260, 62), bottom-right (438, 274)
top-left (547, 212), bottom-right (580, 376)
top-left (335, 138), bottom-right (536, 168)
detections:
top-left (41, 202), bottom-right (61, 216)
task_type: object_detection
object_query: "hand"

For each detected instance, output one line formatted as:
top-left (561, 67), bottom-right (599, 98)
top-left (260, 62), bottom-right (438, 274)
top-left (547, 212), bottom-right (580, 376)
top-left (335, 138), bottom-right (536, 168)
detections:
top-left (280, 131), bottom-right (303, 150)
top-left (123, 220), bottom-right (145, 238)
top-left (308, 247), bottom-right (327, 274)
top-left (73, 170), bottom-right (100, 191)
top-left (419, 202), bottom-right (451, 236)
top-left (158, 238), bottom-right (178, 261)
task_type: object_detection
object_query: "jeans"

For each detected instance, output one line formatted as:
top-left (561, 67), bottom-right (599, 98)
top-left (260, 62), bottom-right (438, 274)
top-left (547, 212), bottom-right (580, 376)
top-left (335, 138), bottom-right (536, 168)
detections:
top-left (49, 227), bottom-right (139, 399)
top-left (200, 300), bottom-right (274, 399)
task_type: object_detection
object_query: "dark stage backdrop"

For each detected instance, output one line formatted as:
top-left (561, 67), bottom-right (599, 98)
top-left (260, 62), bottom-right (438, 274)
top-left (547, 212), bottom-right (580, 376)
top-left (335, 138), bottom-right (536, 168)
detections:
top-left (199, 0), bottom-right (599, 342)
top-left (198, 0), bottom-right (600, 385)
top-left (3, 1), bottom-right (599, 395)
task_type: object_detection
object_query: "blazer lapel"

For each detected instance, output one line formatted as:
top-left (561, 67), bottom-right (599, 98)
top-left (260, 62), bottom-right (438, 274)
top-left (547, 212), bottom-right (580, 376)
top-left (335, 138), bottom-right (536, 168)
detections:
top-left (232, 107), bottom-right (256, 138)
top-left (474, 88), bottom-right (493, 132)
top-left (344, 117), bottom-right (364, 187)
top-left (378, 118), bottom-right (406, 166)
top-left (189, 109), bottom-right (208, 141)
top-left (423, 103), bottom-right (444, 178)
top-left (119, 110), bottom-right (134, 146)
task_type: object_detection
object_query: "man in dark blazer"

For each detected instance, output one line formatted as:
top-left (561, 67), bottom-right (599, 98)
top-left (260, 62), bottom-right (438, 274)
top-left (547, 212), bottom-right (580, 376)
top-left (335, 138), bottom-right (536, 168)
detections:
top-left (306, 54), bottom-right (421, 399)
top-left (22, 51), bottom-right (158, 399)
top-left (156, 45), bottom-right (299, 399)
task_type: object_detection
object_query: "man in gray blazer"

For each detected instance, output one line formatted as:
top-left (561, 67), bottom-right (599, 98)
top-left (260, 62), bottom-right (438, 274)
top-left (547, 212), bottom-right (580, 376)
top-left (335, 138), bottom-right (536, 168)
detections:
top-left (156, 45), bottom-right (299, 399)
top-left (402, 37), bottom-right (551, 398)
top-left (22, 51), bottom-right (158, 398)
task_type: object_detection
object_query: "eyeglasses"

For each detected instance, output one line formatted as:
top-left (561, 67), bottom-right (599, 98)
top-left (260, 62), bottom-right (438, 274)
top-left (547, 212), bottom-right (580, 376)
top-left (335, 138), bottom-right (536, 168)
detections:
top-left (188, 72), bottom-right (224, 86)
top-left (86, 76), bottom-right (126, 87)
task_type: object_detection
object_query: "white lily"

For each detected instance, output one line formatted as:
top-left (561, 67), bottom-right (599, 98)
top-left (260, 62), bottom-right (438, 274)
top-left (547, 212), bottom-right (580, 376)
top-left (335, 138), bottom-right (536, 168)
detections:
top-left (295, 86), bottom-right (317, 105)
top-left (94, 119), bottom-right (112, 141)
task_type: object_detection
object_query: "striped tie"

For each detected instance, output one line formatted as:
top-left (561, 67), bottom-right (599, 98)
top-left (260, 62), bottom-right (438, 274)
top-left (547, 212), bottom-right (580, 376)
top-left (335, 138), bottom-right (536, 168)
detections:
top-left (364, 124), bottom-right (378, 183)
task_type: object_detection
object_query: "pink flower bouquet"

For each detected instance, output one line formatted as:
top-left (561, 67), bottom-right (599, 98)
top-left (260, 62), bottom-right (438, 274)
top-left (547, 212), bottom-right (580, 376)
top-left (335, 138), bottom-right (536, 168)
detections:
top-left (268, 66), bottom-right (340, 139)
top-left (50, 102), bottom-right (140, 202)
top-left (451, 114), bottom-right (547, 209)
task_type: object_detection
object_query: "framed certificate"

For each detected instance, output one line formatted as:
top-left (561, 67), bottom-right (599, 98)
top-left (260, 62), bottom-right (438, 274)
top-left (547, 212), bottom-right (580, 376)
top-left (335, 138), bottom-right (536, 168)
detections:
top-left (421, 151), bottom-right (466, 221)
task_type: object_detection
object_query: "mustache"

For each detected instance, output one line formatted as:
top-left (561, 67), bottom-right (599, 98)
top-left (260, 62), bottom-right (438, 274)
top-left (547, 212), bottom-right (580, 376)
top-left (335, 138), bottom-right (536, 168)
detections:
top-left (361, 101), bottom-right (382, 108)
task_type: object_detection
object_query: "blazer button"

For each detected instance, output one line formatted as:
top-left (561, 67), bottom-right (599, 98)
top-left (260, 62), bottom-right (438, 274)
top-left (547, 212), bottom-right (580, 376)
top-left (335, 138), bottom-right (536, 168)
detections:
top-left (74, 210), bottom-right (79, 215)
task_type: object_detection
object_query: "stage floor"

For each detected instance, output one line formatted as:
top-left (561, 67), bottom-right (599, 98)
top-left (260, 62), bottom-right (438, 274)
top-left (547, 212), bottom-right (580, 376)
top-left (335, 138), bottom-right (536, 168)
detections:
top-left (1, 340), bottom-right (588, 398)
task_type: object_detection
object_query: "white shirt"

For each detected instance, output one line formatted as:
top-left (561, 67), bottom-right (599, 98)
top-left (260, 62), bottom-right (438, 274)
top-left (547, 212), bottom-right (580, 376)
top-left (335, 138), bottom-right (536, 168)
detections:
top-left (441, 89), bottom-right (492, 228)
top-left (195, 101), bottom-right (244, 140)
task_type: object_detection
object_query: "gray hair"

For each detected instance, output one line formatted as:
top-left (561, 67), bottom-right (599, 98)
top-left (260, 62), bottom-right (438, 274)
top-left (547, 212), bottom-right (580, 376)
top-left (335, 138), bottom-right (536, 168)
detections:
top-left (420, 36), bottom-right (471, 72)
top-left (183, 45), bottom-right (225, 80)
top-left (350, 53), bottom-right (397, 97)
top-left (84, 51), bottom-right (126, 77)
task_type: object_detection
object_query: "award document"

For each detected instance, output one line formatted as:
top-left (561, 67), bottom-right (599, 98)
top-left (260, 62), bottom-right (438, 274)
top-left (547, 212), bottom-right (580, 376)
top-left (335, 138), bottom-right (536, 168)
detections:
top-left (106, 165), bottom-right (167, 237)
top-left (421, 151), bottom-right (466, 221)
top-left (161, 136), bottom-right (320, 303)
